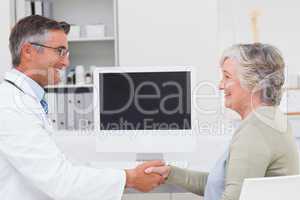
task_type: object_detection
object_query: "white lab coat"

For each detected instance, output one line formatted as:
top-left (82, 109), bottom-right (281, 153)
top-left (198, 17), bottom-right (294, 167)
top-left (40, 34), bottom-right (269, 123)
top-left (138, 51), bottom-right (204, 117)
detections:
top-left (0, 70), bottom-right (126, 200)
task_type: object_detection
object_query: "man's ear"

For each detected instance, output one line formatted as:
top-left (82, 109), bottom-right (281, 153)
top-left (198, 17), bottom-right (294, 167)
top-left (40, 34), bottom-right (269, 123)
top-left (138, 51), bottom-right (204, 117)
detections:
top-left (21, 43), bottom-right (35, 61)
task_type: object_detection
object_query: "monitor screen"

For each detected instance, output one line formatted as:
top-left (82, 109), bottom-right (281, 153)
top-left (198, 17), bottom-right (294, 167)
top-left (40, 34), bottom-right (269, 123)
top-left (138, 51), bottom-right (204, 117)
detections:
top-left (99, 71), bottom-right (191, 130)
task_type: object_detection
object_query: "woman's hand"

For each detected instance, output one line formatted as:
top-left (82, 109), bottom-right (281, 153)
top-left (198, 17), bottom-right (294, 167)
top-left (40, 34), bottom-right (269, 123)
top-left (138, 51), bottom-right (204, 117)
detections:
top-left (144, 165), bottom-right (171, 183)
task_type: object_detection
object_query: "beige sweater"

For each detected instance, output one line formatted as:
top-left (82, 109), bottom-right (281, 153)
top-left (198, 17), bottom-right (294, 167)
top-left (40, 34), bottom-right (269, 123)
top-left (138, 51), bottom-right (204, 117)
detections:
top-left (167, 106), bottom-right (299, 200)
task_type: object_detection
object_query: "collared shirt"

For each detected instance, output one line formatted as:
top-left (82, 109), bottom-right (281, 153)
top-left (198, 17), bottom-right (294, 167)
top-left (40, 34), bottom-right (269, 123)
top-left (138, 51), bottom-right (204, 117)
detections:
top-left (204, 146), bottom-right (229, 200)
top-left (5, 68), bottom-right (45, 103)
top-left (3, 68), bottom-right (48, 123)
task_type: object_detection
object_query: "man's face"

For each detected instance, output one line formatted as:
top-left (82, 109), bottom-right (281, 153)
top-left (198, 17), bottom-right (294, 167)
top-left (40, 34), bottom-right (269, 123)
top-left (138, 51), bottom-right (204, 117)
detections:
top-left (31, 30), bottom-right (69, 86)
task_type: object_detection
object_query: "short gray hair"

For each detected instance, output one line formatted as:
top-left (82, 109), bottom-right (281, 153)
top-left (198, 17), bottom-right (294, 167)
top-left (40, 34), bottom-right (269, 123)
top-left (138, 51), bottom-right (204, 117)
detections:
top-left (220, 43), bottom-right (285, 106)
top-left (9, 15), bottom-right (70, 67)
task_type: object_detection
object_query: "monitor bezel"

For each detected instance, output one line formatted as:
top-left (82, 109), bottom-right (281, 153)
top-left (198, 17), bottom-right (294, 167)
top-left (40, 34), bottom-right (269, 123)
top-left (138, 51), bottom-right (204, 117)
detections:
top-left (93, 66), bottom-right (198, 153)
top-left (93, 66), bottom-right (194, 132)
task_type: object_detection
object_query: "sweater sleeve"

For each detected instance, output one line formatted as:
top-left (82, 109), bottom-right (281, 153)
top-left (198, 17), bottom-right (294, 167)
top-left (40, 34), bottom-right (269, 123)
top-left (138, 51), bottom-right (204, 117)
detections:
top-left (166, 165), bottom-right (209, 196)
top-left (221, 123), bottom-right (272, 200)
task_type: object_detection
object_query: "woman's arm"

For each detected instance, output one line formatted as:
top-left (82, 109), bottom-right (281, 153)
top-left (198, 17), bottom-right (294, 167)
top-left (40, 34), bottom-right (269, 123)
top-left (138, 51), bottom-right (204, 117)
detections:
top-left (167, 166), bottom-right (209, 196)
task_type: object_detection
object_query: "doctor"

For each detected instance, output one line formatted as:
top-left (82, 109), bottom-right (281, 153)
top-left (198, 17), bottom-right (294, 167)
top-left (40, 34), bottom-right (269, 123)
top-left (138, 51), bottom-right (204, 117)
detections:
top-left (0, 15), bottom-right (164, 200)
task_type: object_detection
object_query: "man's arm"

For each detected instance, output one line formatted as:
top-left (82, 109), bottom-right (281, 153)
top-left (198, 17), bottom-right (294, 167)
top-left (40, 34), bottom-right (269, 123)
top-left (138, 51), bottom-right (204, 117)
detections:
top-left (0, 106), bottom-right (163, 199)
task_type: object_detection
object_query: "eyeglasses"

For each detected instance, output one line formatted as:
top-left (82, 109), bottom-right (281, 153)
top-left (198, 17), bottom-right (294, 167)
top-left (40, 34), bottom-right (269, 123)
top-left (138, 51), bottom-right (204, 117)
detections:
top-left (30, 42), bottom-right (70, 57)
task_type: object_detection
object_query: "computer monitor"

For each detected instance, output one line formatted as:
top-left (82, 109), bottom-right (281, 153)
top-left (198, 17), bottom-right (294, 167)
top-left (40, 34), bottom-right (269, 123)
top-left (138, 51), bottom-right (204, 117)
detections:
top-left (93, 66), bottom-right (196, 156)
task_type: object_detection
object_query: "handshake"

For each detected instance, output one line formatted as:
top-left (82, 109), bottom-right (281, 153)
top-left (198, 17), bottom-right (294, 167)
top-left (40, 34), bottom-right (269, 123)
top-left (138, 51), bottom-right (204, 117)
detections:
top-left (125, 160), bottom-right (171, 192)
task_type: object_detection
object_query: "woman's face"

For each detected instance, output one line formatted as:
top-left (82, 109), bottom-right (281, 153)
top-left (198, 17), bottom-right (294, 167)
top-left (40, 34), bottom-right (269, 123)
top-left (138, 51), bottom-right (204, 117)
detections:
top-left (219, 58), bottom-right (252, 113)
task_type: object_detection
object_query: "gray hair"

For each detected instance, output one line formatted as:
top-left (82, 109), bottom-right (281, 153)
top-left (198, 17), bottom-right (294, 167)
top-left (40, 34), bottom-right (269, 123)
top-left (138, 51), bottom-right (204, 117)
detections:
top-left (9, 15), bottom-right (70, 67)
top-left (15, 33), bottom-right (48, 62)
top-left (220, 43), bottom-right (285, 106)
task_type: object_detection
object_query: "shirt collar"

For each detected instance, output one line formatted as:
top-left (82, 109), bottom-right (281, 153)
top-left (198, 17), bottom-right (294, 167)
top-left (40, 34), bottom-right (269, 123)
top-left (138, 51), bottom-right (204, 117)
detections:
top-left (4, 68), bottom-right (45, 102)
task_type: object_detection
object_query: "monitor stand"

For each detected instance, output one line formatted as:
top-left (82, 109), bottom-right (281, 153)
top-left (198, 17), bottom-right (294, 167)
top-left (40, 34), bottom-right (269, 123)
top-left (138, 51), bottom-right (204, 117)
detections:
top-left (136, 153), bottom-right (164, 162)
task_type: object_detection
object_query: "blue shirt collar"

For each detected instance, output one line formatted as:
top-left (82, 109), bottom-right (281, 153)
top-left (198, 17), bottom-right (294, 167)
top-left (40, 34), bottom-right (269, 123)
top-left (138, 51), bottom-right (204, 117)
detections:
top-left (4, 68), bottom-right (45, 102)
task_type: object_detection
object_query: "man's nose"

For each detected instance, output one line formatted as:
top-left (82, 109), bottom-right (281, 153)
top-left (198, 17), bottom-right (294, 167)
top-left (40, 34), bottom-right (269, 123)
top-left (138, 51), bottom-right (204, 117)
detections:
top-left (219, 79), bottom-right (225, 90)
top-left (60, 55), bottom-right (70, 69)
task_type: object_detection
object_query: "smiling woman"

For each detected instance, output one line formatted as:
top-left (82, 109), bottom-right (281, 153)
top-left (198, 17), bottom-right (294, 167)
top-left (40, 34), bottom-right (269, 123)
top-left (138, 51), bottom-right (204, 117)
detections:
top-left (146, 43), bottom-right (299, 200)
top-left (219, 44), bottom-right (285, 115)
top-left (218, 44), bottom-right (285, 119)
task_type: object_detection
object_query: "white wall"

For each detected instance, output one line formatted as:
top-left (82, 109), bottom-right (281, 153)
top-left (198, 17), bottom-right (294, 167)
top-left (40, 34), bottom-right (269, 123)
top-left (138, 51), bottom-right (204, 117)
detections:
top-left (219, 0), bottom-right (300, 87)
top-left (0, 0), bottom-right (12, 81)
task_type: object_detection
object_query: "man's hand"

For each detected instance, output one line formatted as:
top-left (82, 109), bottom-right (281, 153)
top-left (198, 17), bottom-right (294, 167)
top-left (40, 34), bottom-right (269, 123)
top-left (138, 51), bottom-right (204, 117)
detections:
top-left (125, 160), bottom-right (165, 192)
top-left (144, 165), bottom-right (171, 180)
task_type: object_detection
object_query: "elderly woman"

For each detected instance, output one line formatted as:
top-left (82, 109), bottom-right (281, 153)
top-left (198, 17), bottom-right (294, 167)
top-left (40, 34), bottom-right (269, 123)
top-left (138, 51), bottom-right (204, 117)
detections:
top-left (146, 43), bottom-right (299, 200)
